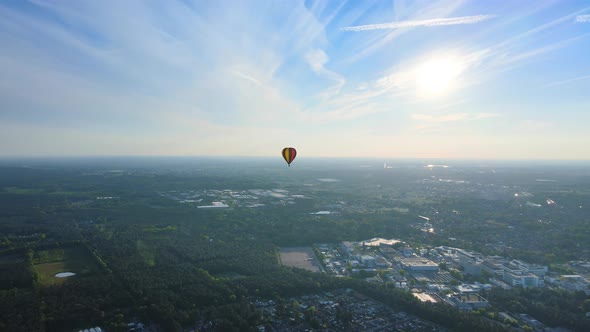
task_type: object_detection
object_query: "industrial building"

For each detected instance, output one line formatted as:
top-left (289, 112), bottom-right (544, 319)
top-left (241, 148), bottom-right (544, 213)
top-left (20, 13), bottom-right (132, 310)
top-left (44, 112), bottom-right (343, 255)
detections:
top-left (400, 258), bottom-right (439, 272)
top-left (447, 293), bottom-right (489, 311)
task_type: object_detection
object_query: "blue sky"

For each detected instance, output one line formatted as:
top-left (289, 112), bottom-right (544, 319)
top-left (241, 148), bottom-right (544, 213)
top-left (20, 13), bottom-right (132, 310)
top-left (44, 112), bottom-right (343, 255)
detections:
top-left (1, 0), bottom-right (589, 159)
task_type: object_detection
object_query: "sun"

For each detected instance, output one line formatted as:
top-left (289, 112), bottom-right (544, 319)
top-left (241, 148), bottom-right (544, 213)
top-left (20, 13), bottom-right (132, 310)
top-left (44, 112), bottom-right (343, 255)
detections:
top-left (415, 55), bottom-right (464, 97)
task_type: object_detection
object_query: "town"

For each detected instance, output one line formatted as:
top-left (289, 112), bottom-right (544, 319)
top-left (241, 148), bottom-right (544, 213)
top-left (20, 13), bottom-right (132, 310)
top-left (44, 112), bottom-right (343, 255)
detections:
top-left (278, 238), bottom-right (590, 331)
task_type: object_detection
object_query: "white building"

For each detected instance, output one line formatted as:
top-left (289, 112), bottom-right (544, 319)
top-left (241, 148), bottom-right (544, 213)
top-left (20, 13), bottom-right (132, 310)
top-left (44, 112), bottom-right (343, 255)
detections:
top-left (559, 275), bottom-right (589, 294)
top-left (456, 283), bottom-right (492, 293)
top-left (481, 260), bottom-right (505, 277)
top-left (503, 272), bottom-right (541, 287)
top-left (509, 260), bottom-right (547, 277)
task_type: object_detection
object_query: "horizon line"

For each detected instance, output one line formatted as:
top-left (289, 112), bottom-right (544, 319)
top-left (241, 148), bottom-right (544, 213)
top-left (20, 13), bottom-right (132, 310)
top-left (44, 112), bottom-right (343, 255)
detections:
top-left (1, 154), bottom-right (589, 162)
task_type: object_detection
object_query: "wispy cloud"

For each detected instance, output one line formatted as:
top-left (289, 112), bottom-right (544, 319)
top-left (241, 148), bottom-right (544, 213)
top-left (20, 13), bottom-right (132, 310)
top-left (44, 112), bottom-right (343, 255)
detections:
top-left (303, 47), bottom-right (492, 124)
top-left (304, 48), bottom-right (346, 100)
top-left (368, 49), bottom-right (488, 99)
top-left (521, 120), bottom-right (552, 130)
top-left (473, 113), bottom-right (500, 120)
top-left (342, 14), bottom-right (496, 31)
top-left (1, 1), bottom-right (589, 158)
top-left (411, 112), bottom-right (499, 123)
top-left (408, 112), bottom-right (500, 134)
top-left (498, 32), bottom-right (590, 65)
top-left (412, 113), bottom-right (468, 122)
top-left (0, 0), bottom-right (316, 153)
top-left (461, 6), bottom-right (590, 87)
top-left (300, 102), bottom-right (383, 123)
top-left (492, 6), bottom-right (590, 49)
top-left (231, 70), bottom-right (262, 86)
top-left (543, 74), bottom-right (590, 87)
top-left (339, 0), bottom-right (466, 63)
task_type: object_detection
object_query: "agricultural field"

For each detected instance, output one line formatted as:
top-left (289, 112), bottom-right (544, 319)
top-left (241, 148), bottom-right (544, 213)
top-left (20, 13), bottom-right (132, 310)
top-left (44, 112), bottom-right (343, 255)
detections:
top-left (34, 246), bottom-right (101, 286)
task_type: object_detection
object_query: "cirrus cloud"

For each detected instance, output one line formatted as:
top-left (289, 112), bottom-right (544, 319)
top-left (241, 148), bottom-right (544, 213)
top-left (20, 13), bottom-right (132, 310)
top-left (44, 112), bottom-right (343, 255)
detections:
top-left (341, 14), bottom-right (496, 31)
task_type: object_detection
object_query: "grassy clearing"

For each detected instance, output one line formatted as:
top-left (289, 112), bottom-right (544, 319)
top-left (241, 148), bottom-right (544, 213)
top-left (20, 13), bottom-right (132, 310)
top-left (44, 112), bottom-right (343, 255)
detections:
top-left (136, 240), bottom-right (156, 267)
top-left (34, 246), bottom-right (101, 286)
top-left (143, 225), bottom-right (177, 233)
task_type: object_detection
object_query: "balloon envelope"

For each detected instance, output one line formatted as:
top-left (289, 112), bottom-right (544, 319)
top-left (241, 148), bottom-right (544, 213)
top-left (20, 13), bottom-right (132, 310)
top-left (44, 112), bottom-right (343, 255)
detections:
top-left (282, 147), bottom-right (297, 166)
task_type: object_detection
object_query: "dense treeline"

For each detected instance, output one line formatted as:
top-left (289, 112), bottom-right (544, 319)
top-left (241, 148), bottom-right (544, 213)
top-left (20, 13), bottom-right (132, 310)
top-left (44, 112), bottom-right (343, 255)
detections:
top-left (40, 275), bottom-right (132, 331)
top-left (0, 288), bottom-right (43, 332)
top-left (486, 287), bottom-right (590, 331)
top-left (0, 261), bottom-right (33, 289)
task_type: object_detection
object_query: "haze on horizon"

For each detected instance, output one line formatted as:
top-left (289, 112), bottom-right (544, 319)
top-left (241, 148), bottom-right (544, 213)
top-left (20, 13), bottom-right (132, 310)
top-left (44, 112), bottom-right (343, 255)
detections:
top-left (1, 0), bottom-right (589, 160)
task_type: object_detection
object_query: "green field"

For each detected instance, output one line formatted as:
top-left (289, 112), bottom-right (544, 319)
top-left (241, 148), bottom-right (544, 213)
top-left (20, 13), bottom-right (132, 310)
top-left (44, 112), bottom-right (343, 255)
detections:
top-left (34, 246), bottom-right (101, 286)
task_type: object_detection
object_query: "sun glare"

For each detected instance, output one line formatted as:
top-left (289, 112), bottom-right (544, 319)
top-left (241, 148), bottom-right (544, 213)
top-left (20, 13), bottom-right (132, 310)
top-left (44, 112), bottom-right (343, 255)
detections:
top-left (415, 55), bottom-right (464, 97)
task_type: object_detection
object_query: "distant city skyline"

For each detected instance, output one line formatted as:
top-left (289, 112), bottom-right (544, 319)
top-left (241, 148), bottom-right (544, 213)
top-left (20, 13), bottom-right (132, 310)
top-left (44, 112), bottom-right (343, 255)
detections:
top-left (1, 1), bottom-right (589, 159)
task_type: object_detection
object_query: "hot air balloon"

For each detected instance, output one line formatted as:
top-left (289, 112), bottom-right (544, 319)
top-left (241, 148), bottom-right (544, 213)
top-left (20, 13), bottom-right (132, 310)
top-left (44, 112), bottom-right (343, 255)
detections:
top-left (282, 147), bottom-right (297, 167)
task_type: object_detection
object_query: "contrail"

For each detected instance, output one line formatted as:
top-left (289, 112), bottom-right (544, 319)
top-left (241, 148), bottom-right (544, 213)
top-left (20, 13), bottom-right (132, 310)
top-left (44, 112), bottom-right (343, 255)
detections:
top-left (342, 15), bottom-right (496, 31)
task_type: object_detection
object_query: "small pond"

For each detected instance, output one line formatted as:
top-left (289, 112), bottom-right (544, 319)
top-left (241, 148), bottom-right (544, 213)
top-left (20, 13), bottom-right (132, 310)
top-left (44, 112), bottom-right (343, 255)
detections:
top-left (55, 272), bottom-right (76, 278)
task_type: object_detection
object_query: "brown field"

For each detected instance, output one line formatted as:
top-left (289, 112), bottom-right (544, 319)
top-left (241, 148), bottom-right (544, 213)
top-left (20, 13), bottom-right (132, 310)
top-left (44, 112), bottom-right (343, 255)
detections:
top-left (279, 247), bottom-right (322, 272)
